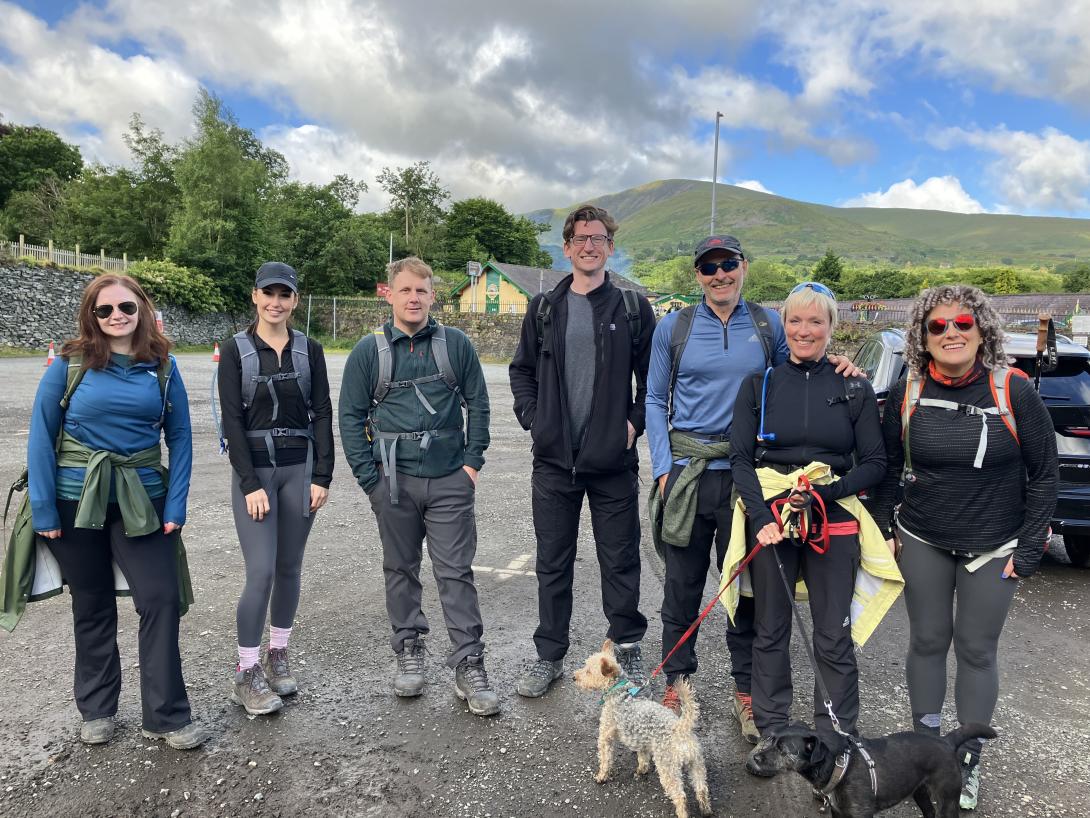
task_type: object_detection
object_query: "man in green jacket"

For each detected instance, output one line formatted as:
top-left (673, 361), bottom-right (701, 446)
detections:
top-left (339, 257), bottom-right (497, 716)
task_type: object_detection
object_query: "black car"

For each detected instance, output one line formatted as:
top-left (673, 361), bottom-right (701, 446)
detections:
top-left (853, 329), bottom-right (1090, 568)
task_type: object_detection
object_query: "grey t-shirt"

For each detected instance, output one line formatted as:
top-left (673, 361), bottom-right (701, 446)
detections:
top-left (564, 289), bottom-right (596, 450)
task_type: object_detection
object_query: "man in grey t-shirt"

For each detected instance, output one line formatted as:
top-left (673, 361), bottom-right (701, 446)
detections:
top-left (564, 289), bottom-right (595, 449)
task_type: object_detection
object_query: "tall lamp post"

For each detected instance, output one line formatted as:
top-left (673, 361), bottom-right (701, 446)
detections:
top-left (710, 110), bottom-right (723, 234)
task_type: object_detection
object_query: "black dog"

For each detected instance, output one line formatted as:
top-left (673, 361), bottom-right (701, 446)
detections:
top-left (751, 722), bottom-right (998, 818)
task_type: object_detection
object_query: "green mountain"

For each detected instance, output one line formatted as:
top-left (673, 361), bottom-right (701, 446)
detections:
top-left (526, 179), bottom-right (1090, 268)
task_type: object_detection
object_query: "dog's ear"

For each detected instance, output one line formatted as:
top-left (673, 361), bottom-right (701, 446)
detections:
top-left (808, 730), bottom-right (846, 768)
top-left (601, 638), bottom-right (614, 655)
top-left (599, 655), bottom-right (620, 678)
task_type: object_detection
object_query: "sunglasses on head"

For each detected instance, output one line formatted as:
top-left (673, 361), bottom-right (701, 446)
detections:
top-left (93, 301), bottom-right (139, 320)
top-left (926, 314), bottom-right (975, 336)
top-left (790, 281), bottom-right (836, 300)
top-left (697, 258), bottom-right (743, 276)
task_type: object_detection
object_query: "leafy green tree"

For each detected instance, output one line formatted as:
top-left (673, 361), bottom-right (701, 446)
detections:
top-left (1062, 265), bottom-right (1090, 293)
top-left (377, 161), bottom-right (449, 251)
top-left (0, 122), bottom-right (82, 209)
top-left (441, 197), bottom-right (550, 267)
top-left (812, 249), bottom-right (844, 286)
top-left (310, 214), bottom-right (390, 295)
top-left (167, 91), bottom-right (283, 307)
top-left (743, 260), bottom-right (799, 302)
top-left (0, 176), bottom-right (68, 244)
top-left (992, 267), bottom-right (1023, 294)
top-left (840, 267), bottom-right (914, 299)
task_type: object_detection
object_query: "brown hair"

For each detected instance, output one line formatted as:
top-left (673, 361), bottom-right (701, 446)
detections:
top-left (562, 204), bottom-right (618, 242)
top-left (904, 284), bottom-right (1006, 375)
top-left (61, 275), bottom-right (172, 369)
top-left (387, 256), bottom-right (434, 287)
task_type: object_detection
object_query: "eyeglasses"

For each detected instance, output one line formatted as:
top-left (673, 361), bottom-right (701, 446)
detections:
top-left (926, 314), bottom-right (975, 336)
top-left (93, 301), bottom-right (139, 320)
top-left (697, 259), bottom-right (743, 276)
top-left (790, 281), bottom-right (837, 300)
top-left (568, 234), bottom-right (610, 247)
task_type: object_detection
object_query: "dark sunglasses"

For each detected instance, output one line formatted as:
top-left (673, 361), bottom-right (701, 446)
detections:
top-left (926, 314), bottom-right (975, 336)
top-left (93, 301), bottom-right (139, 319)
top-left (697, 258), bottom-right (743, 276)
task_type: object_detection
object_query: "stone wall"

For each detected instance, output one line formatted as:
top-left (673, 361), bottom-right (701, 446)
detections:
top-left (0, 261), bottom-right (239, 349)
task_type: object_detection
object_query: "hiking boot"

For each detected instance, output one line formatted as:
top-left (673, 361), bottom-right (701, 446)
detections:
top-left (230, 664), bottom-right (284, 715)
top-left (746, 735), bottom-right (779, 778)
top-left (140, 722), bottom-right (208, 751)
top-left (662, 684), bottom-right (682, 714)
top-left (394, 637), bottom-right (427, 697)
top-left (614, 642), bottom-right (647, 687)
top-left (516, 657), bottom-right (563, 698)
top-left (79, 717), bottom-right (115, 745)
top-left (262, 647), bottom-right (297, 696)
top-left (454, 654), bottom-right (500, 716)
top-left (733, 692), bottom-right (760, 744)
top-left (960, 762), bottom-right (981, 810)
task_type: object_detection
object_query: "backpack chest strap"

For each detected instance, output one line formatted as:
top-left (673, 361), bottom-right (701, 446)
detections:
top-left (914, 398), bottom-right (1002, 469)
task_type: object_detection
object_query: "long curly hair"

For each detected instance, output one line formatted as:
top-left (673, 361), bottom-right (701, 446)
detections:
top-left (61, 275), bottom-right (172, 369)
top-left (904, 284), bottom-right (1006, 375)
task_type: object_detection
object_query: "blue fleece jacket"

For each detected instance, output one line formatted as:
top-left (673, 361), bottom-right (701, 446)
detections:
top-left (28, 354), bottom-right (193, 532)
top-left (646, 299), bottom-right (788, 480)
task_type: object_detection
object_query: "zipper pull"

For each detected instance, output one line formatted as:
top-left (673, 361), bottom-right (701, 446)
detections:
top-left (571, 466), bottom-right (577, 484)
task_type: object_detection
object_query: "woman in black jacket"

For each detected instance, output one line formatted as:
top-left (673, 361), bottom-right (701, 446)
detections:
top-left (730, 282), bottom-right (885, 775)
top-left (217, 262), bottom-right (334, 717)
top-left (867, 284), bottom-right (1057, 810)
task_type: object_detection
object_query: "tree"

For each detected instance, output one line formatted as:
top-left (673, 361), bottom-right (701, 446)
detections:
top-left (1062, 266), bottom-right (1090, 293)
top-left (743, 260), bottom-right (799, 302)
top-left (0, 175), bottom-right (68, 244)
top-left (377, 161), bottom-right (449, 249)
top-left (441, 197), bottom-right (551, 268)
top-left (812, 249), bottom-right (844, 287)
top-left (839, 267), bottom-right (914, 299)
top-left (167, 91), bottom-right (283, 307)
top-left (0, 122), bottom-right (82, 209)
top-left (310, 214), bottom-right (389, 294)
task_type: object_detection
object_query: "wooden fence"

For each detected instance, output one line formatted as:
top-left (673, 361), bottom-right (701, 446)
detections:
top-left (2, 235), bottom-right (130, 272)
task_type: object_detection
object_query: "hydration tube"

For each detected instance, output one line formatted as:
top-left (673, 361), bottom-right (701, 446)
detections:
top-left (757, 366), bottom-right (776, 443)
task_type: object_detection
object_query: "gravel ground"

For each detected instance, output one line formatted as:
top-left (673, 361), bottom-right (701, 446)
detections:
top-left (0, 352), bottom-right (1087, 818)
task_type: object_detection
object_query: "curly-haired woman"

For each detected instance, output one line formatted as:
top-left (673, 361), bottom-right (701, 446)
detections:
top-left (26, 275), bottom-right (206, 749)
top-left (869, 284), bottom-right (1057, 809)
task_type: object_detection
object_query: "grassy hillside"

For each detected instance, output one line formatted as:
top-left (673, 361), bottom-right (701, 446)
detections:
top-left (527, 179), bottom-right (1090, 267)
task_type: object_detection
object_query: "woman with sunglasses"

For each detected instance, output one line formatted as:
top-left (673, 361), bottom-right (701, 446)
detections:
top-left (868, 285), bottom-right (1056, 810)
top-left (217, 262), bottom-right (333, 716)
top-left (26, 275), bottom-right (205, 749)
top-left (728, 281), bottom-right (892, 776)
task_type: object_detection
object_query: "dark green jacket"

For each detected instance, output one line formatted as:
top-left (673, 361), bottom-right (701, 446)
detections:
top-left (339, 317), bottom-right (490, 493)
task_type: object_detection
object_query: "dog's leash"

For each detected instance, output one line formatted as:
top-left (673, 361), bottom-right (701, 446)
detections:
top-left (770, 502), bottom-right (878, 799)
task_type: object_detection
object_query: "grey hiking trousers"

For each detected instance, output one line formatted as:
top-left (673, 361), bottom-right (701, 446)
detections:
top-left (367, 468), bottom-right (485, 668)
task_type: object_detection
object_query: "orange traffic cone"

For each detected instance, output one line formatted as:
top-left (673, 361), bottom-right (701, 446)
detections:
top-left (212, 342), bottom-right (220, 362)
top-left (44, 341), bottom-right (56, 367)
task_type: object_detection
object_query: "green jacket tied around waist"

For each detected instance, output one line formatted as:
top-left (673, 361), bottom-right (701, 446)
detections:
top-left (648, 430), bottom-right (732, 555)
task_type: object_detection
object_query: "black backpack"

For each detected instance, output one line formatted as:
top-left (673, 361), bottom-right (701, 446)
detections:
top-left (535, 287), bottom-right (643, 357)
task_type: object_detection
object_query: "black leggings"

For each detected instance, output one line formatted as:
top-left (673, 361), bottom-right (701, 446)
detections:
top-left (46, 498), bottom-right (192, 732)
top-left (232, 462), bottom-right (315, 647)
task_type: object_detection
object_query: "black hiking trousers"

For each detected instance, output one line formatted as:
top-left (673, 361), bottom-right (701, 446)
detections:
top-left (530, 460), bottom-right (647, 662)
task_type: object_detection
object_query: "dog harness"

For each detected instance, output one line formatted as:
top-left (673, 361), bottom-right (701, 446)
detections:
top-left (599, 678), bottom-right (643, 706)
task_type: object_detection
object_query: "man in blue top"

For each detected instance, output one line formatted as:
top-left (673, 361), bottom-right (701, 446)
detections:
top-left (646, 235), bottom-right (859, 742)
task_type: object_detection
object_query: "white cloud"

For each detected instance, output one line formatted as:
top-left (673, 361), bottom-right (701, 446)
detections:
top-left (733, 180), bottom-right (775, 195)
top-left (845, 176), bottom-right (985, 213)
top-left (933, 126), bottom-right (1090, 213)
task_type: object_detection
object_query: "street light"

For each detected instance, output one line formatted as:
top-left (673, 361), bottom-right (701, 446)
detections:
top-left (710, 110), bottom-right (723, 234)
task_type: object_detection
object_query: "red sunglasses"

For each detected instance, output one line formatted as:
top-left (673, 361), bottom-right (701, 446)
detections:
top-left (926, 314), bottom-right (975, 336)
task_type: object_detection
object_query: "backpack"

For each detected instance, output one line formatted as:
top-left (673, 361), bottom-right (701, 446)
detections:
top-left (211, 329), bottom-right (312, 453)
top-left (750, 367), bottom-right (866, 447)
top-left (899, 367), bottom-right (1024, 482)
top-left (372, 322), bottom-right (464, 409)
top-left (535, 287), bottom-right (642, 358)
top-left (667, 301), bottom-right (775, 419)
top-left (63, 355), bottom-right (172, 423)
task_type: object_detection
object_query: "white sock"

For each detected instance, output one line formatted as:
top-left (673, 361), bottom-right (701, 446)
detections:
top-left (269, 626), bottom-right (291, 650)
top-left (237, 645), bottom-right (260, 671)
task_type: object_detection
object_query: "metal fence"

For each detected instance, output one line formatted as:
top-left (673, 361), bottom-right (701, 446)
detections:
top-left (2, 235), bottom-right (131, 272)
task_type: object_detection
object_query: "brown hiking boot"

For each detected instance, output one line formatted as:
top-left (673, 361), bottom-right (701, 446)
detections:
top-left (262, 647), bottom-right (297, 696)
top-left (733, 691), bottom-right (760, 744)
top-left (230, 664), bottom-right (283, 715)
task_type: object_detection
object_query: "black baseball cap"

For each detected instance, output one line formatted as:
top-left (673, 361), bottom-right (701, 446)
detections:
top-left (254, 262), bottom-right (299, 293)
top-left (694, 235), bottom-right (746, 264)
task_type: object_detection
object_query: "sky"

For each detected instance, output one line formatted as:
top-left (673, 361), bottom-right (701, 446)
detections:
top-left (2, 0), bottom-right (1090, 218)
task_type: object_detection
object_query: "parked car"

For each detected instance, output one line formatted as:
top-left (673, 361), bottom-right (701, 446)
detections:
top-left (853, 328), bottom-right (1090, 568)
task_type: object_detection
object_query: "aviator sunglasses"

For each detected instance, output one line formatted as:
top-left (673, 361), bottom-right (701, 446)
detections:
top-left (93, 301), bottom-right (139, 319)
top-left (697, 258), bottom-right (743, 276)
top-left (926, 314), bottom-right (975, 336)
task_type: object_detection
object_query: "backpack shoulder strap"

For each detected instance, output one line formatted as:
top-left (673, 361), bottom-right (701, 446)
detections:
top-left (289, 329), bottom-right (312, 411)
top-left (535, 294), bottom-right (554, 357)
top-left (667, 305), bottom-right (698, 420)
top-left (372, 326), bottom-right (393, 405)
top-left (900, 373), bottom-right (923, 439)
top-left (430, 324), bottom-right (465, 406)
top-left (621, 289), bottom-right (641, 352)
top-left (59, 355), bottom-right (86, 411)
top-left (745, 300), bottom-right (775, 367)
top-left (156, 356), bottom-right (172, 425)
top-left (234, 331), bottom-right (259, 410)
top-left (989, 367), bottom-right (1020, 444)
top-left (844, 376), bottom-right (865, 425)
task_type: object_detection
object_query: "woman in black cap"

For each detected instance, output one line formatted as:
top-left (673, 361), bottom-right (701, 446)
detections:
top-left (216, 262), bottom-right (334, 715)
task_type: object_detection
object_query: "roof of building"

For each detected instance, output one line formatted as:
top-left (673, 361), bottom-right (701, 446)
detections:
top-left (450, 261), bottom-right (653, 298)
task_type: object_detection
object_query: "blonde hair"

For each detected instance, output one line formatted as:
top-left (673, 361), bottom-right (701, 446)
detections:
top-left (781, 285), bottom-right (838, 332)
top-left (387, 256), bottom-right (434, 287)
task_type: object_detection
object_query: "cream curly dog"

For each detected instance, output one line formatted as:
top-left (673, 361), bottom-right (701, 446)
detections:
top-left (573, 640), bottom-right (712, 818)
